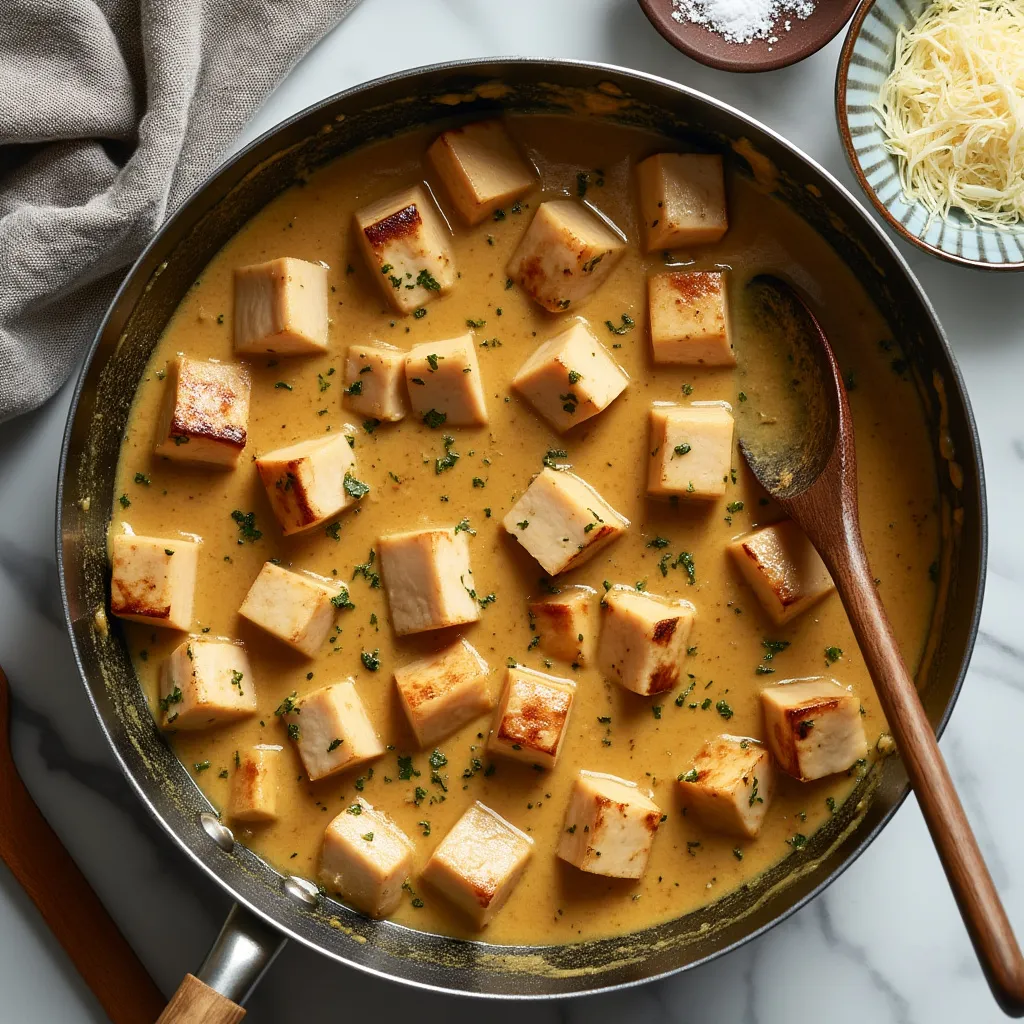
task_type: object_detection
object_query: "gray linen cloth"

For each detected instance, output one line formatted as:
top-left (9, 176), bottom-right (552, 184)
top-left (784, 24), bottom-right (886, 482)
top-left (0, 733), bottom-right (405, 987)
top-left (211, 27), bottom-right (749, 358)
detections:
top-left (0, 0), bottom-right (360, 423)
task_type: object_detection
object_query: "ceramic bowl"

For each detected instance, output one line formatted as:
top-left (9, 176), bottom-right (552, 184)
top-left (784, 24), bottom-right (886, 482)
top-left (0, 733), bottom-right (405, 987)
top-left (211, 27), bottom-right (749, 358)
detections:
top-left (638, 0), bottom-right (860, 73)
top-left (836, 0), bottom-right (1024, 269)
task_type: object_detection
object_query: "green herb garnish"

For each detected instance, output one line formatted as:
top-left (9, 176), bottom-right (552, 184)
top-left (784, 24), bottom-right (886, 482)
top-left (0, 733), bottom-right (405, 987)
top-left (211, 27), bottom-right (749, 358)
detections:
top-left (230, 509), bottom-right (262, 543)
top-left (343, 472), bottom-right (370, 499)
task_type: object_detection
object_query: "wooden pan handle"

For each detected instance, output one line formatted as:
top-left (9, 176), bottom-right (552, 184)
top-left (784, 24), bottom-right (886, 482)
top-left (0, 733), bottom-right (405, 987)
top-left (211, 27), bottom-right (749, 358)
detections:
top-left (830, 545), bottom-right (1024, 1016)
top-left (157, 975), bottom-right (245, 1023)
top-left (0, 671), bottom-right (167, 1024)
top-left (157, 903), bottom-right (285, 1022)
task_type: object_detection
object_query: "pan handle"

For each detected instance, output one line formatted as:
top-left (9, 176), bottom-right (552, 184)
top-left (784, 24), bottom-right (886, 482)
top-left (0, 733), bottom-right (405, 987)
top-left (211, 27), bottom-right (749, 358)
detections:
top-left (156, 904), bottom-right (286, 1022)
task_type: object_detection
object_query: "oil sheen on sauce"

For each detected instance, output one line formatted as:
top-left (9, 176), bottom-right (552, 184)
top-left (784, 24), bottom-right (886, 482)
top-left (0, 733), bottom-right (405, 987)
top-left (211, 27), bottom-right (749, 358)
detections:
top-left (110, 116), bottom-right (939, 946)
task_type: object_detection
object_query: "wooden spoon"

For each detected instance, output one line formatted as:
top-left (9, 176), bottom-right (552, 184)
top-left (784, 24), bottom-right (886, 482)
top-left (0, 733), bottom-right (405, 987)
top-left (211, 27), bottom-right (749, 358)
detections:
top-left (737, 276), bottom-right (1024, 1017)
top-left (0, 665), bottom-right (167, 1023)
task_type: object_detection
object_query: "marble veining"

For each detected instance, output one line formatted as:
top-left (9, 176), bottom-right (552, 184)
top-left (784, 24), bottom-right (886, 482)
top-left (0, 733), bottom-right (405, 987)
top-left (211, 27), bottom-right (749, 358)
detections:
top-left (12, 691), bottom-right (176, 862)
top-left (0, 1), bottom-right (1021, 1021)
top-left (0, 537), bottom-right (65, 626)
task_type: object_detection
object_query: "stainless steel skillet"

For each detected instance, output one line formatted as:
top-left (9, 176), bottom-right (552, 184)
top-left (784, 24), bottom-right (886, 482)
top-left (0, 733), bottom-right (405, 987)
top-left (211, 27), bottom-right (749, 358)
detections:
top-left (56, 58), bottom-right (986, 1012)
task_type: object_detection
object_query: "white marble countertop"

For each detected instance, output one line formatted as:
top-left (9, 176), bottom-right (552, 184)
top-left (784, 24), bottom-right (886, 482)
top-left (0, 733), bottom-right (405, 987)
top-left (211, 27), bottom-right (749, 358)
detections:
top-left (2, 1), bottom-right (1022, 1020)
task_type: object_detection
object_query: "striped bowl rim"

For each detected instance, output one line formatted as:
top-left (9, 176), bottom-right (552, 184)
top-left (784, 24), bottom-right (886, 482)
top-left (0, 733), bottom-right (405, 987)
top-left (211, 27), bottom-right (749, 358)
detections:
top-left (835, 0), bottom-right (1024, 270)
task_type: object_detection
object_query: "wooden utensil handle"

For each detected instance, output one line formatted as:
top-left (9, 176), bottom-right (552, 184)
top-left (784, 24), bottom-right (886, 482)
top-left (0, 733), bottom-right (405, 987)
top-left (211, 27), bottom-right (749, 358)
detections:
top-left (830, 543), bottom-right (1024, 1016)
top-left (156, 903), bottom-right (285, 1022)
top-left (157, 975), bottom-right (245, 1023)
top-left (0, 757), bottom-right (167, 1023)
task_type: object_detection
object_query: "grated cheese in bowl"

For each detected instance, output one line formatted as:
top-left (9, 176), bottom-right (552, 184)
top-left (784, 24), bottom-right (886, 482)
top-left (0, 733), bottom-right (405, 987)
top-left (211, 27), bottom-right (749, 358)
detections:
top-left (873, 0), bottom-right (1024, 228)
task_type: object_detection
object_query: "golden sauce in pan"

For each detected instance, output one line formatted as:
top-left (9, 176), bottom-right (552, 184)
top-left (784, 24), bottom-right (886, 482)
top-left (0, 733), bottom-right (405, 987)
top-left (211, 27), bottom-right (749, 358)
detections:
top-left (110, 116), bottom-right (939, 945)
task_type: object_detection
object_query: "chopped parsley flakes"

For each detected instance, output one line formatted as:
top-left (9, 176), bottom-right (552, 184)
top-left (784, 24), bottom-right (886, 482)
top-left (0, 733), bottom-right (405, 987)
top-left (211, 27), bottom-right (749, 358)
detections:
top-left (416, 269), bottom-right (441, 292)
top-left (435, 434), bottom-right (460, 474)
top-left (230, 509), bottom-right (262, 543)
top-left (343, 472), bottom-right (370, 499)
top-left (605, 314), bottom-right (635, 335)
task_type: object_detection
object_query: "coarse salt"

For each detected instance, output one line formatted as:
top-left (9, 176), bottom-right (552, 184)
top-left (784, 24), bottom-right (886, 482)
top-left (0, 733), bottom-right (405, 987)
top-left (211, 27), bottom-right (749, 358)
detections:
top-left (671, 0), bottom-right (816, 45)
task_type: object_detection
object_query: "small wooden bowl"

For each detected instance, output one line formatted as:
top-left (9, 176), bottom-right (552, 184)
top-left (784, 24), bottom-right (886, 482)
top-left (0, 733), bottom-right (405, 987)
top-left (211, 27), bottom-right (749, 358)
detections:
top-left (637, 0), bottom-right (860, 72)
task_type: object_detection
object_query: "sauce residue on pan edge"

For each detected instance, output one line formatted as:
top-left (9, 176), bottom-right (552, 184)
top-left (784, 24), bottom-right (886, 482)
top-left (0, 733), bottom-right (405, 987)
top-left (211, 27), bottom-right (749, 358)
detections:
top-left (109, 115), bottom-right (940, 946)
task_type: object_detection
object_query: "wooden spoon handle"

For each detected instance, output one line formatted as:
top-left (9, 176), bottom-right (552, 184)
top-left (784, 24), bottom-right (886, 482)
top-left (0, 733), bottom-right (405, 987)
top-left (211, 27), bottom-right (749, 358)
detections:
top-left (157, 975), bottom-right (245, 1023)
top-left (832, 548), bottom-right (1024, 1016)
top-left (0, 676), bottom-right (166, 1023)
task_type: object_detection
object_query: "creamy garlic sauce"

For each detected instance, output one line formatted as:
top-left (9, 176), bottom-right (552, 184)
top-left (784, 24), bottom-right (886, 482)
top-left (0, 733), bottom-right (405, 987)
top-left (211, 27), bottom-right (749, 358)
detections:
top-left (731, 278), bottom-right (838, 498)
top-left (110, 116), bottom-right (939, 945)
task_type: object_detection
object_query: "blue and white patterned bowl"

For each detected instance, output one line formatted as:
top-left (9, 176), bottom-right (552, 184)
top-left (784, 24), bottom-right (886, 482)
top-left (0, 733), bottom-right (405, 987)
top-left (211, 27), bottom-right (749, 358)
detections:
top-left (836, 0), bottom-right (1024, 269)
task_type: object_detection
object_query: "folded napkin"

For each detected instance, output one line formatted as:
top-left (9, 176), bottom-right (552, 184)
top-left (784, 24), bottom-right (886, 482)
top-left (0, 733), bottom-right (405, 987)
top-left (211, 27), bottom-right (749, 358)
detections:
top-left (0, 0), bottom-right (360, 423)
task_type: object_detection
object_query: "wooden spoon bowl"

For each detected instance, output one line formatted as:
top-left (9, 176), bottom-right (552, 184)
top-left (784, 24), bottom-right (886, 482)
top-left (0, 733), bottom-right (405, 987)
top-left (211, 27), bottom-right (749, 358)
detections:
top-left (738, 275), bottom-right (1024, 1017)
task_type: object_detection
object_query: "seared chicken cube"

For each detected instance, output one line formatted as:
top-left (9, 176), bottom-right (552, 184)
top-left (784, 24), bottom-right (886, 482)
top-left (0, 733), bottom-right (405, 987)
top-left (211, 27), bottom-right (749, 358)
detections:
top-left (282, 679), bottom-right (384, 782)
top-left (405, 333), bottom-right (488, 427)
top-left (512, 319), bottom-right (629, 433)
top-left (677, 735), bottom-right (774, 839)
top-left (528, 585), bottom-right (596, 665)
top-left (320, 797), bottom-right (415, 917)
top-left (648, 271), bottom-right (734, 367)
top-left (256, 434), bottom-right (363, 536)
top-left (153, 357), bottom-right (250, 466)
top-left (238, 562), bottom-right (344, 657)
top-left (110, 532), bottom-right (198, 632)
top-left (394, 638), bottom-right (493, 748)
top-left (761, 678), bottom-right (867, 781)
top-left (343, 344), bottom-right (407, 423)
top-left (427, 119), bottom-right (535, 226)
top-left (506, 200), bottom-right (626, 313)
top-left (233, 257), bottom-right (328, 355)
top-left (502, 468), bottom-right (628, 576)
top-left (597, 585), bottom-right (696, 696)
top-left (648, 403), bottom-right (734, 500)
top-left (557, 770), bottom-right (661, 879)
top-left (487, 666), bottom-right (575, 769)
top-left (636, 152), bottom-right (727, 251)
top-left (229, 745), bottom-right (281, 824)
top-left (378, 528), bottom-right (480, 636)
top-left (727, 521), bottom-right (835, 626)
top-left (354, 185), bottom-right (455, 315)
top-left (159, 636), bottom-right (257, 730)
top-left (421, 802), bottom-right (533, 927)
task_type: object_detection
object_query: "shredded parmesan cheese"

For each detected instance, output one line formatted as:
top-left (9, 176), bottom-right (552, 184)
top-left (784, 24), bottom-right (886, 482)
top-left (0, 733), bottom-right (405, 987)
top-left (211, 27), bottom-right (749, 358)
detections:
top-left (874, 0), bottom-right (1024, 228)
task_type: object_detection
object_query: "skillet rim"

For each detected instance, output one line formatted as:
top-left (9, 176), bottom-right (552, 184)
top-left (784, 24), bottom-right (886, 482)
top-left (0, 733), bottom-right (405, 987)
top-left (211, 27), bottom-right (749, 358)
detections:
top-left (55, 55), bottom-right (987, 1000)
